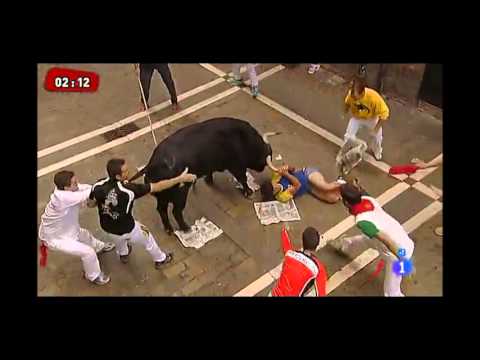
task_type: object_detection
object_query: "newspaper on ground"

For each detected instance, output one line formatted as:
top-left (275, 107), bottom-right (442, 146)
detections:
top-left (174, 217), bottom-right (223, 249)
top-left (253, 199), bottom-right (301, 225)
top-left (230, 171), bottom-right (260, 192)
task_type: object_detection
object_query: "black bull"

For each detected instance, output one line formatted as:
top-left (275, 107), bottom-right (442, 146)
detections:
top-left (128, 117), bottom-right (279, 235)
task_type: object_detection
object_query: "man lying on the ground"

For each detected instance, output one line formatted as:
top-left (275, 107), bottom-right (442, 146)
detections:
top-left (260, 164), bottom-right (343, 204)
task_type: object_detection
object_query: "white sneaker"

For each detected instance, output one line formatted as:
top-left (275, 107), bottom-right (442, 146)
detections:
top-left (97, 242), bottom-right (116, 254)
top-left (308, 64), bottom-right (320, 74)
top-left (340, 236), bottom-right (353, 253)
top-left (91, 272), bottom-right (110, 286)
top-left (328, 235), bottom-right (352, 257)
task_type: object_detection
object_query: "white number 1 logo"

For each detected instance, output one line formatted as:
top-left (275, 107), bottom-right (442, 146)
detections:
top-left (399, 261), bottom-right (405, 274)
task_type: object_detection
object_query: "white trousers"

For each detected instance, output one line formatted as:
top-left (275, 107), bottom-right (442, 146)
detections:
top-left (44, 228), bottom-right (105, 281)
top-left (232, 64), bottom-right (258, 87)
top-left (342, 234), bottom-right (414, 297)
top-left (344, 117), bottom-right (383, 156)
top-left (108, 221), bottom-right (166, 263)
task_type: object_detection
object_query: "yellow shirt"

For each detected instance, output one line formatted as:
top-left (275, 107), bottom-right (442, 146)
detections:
top-left (345, 88), bottom-right (390, 121)
top-left (271, 172), bottom-right (294, 203)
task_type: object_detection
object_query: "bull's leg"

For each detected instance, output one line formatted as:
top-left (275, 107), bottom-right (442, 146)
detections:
top-left (156, 198), bottom-right (174, 236)
top-left (229, 167), bottom-right (252, 198)
top-left (172, 187), bottom-right (191, 232)
top-left (205, 173), bottom-right (214, 186)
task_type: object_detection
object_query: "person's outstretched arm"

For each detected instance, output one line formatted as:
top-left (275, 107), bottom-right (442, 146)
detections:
top-left (413, 155), bottom-right (443, 169)
top-left (281, 225), bottom-right (293, 254)
top-left (149, 168), bottom-right (196, 193)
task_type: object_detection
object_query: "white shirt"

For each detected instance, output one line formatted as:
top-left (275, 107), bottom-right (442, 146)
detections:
top-left (38, 184), bottom-right (92, 242)
top-left (357, 196), bottom-right (414, 260)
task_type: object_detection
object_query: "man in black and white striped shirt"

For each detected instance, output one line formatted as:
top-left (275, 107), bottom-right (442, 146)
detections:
top-left (88, 158), bottom-right (196, 269)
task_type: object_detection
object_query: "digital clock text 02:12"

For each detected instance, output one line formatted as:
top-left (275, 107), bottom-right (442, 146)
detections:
top-left (54, 76), bottom-right (91, 89)
top-left (44, 67), bottom-right (99, 92)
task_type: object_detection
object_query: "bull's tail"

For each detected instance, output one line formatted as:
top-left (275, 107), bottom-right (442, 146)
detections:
top-left (262, 131), bottom-right (281, 144)
top-left (128, 165), bottom-right (148, 182)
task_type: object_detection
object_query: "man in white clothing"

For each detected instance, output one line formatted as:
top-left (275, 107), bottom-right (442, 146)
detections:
top-left (38, 170), bottom-right (115, 285)
top-left (335, 182), bottom-right (415, 297)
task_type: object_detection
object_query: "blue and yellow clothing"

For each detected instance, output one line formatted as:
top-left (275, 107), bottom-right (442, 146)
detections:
top-left (272, 169), bottom-right (310, 202)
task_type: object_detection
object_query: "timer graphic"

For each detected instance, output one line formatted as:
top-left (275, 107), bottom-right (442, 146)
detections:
top-left (44, 67), bottom-right (100, 92)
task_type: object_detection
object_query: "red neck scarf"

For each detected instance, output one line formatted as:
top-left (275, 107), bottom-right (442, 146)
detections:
top-left (349, 199), bottom-right (374, 216)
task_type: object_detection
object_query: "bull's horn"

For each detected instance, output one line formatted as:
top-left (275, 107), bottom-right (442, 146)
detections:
top-left (262, 131), bottom-right (281, 144)
top-left (266, 155), bottom-right (279, 172)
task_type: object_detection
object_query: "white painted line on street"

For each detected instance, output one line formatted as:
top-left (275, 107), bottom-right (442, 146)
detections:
top-left (199, 63), bottom-right (285, 85)
top-left (410, 154), bottom-right (443, 181)
top-left (402, 201), bottom-right (442, 233)
top-left (429, 185), bottom-right (443, 198)
top-left (326, 248), bottom-right (380, 294)
top-left (412, 181), bottom-right (441, 201)
top-left (324, 200), bottom-right (443, 295)
top-left (319, 217), bottom-right (356, 248)
top-left (363, 154), bottom-right (408, 181)
top-left (198, 63), bottom-right (262, 79)
top-left (256, 93), bottom-right (343, 146)
top-left (37, 87), bottom-right (240, 178)
top-left (244, 65), bottom-right (285, 84)
top-left (235, 181), bottom-right (410, 296)
top-left (234, 273), bottom-right (275, 297)
top-left (199, 63), bottom-right (226, 77)
top-left (268, 264), bottom-right (283, 280)
top-left (38, 77), bottom-right (226, 158)
top-left (376, 182), bottom-right (411, 205)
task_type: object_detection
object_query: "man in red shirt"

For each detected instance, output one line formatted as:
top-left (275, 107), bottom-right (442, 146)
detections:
top-left (270, 226), bottom-right (328, 297)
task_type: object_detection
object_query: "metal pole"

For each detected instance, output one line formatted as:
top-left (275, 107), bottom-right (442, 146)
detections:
top-left (134, 64), bottom-right (157, 146)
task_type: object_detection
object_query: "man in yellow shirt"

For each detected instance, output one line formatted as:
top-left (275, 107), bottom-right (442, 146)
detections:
top-left (344, 76), bottom-right (390, 161)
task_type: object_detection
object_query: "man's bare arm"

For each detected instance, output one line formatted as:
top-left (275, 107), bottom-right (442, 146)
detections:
top-left (149, 167), bottom-right (197, 193)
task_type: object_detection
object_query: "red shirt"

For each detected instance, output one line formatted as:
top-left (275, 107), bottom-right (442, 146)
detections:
top-left (271, 227), bottom-right (327, 297)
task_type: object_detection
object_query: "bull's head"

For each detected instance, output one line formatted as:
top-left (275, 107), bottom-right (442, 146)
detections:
top-left (262, 131), bottom-right (280, 172)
